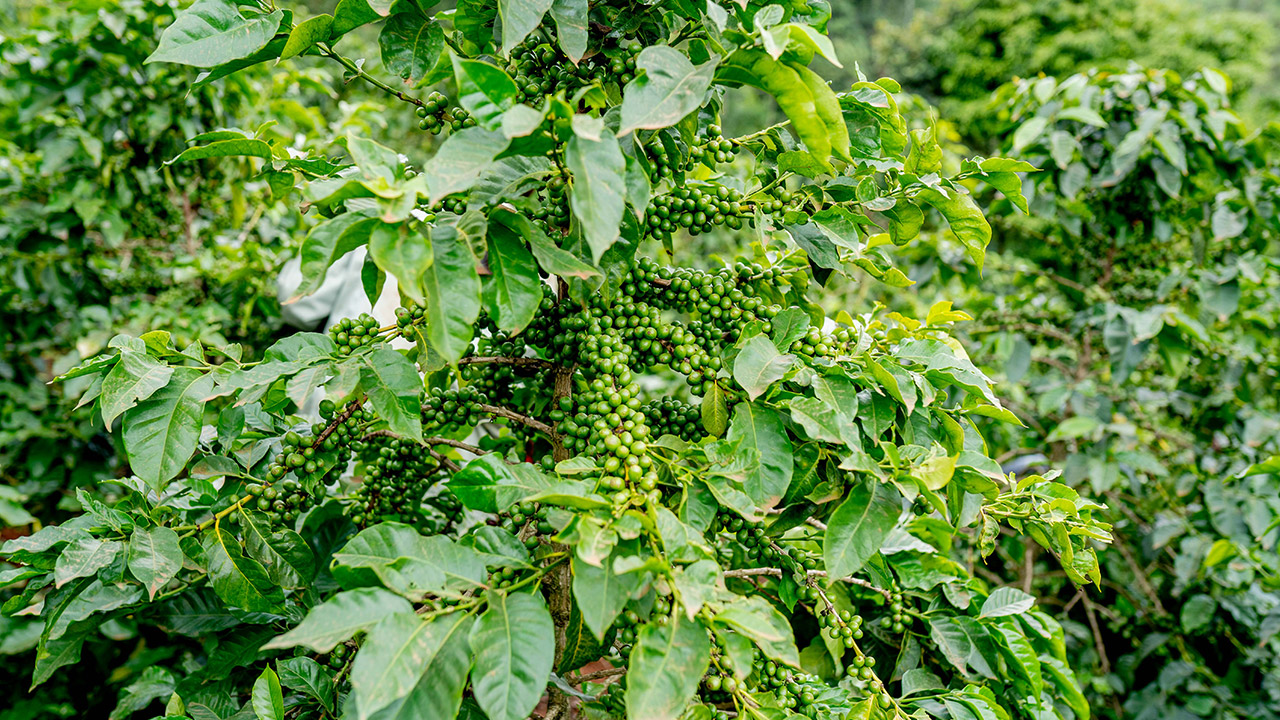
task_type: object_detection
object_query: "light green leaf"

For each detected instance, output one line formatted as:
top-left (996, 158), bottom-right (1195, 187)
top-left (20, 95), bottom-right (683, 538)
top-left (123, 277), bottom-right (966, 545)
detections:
top-left (572, 554), bottom-right (642, 641)
top-left (291, 209), bottom-right (380, 301)
top-left (53, 538), bottom-right (122, 588)
top-left (369, 222), bottom-right (432, 303)
top-left (548, 0), bottom-right (587, 62)
top-left (618, 46), bottom-right (718, 135)
top-left (625, 612), bottom-right (711, 720)
top-left (978, 587), bottom-right (1035, 618)
top-left (918, 187), bottom-right (991, 271)
top-left (727, 402), bottom-right (794, 510)
top-left (469, 591), bottom-right (555, 720)
top-left (263, 588), bottom-right (412, 652)
top-left (251, 666), bottom-right (284, 720)
top-left (424, 127), bottom-right (509, 202)
top-left (100, 351), bottom-right (174, 427)
top-left (498, 0), bottom-right (555, 55)
top-left (713, 595), bottom-right (800, 668)
top-left (147, 1), bottom-right (284, 67)
top-left (567, 132), bottom-right (627, 263)
top-left (732, 335), bottom-right (793, 400)
top-left (281, 14), bottom-right (333, 60)
top-left (352, 611), bottom-right (474, 720)
top-left (127, 526), bottom-right (183, 600)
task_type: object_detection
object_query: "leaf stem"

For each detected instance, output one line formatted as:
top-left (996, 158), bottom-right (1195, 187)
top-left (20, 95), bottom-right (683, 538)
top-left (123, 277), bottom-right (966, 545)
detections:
top-left (318, 44), bottom-right (425, 108)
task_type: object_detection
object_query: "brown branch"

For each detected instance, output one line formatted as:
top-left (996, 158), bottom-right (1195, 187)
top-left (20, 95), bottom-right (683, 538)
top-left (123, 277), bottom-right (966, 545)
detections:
top-left (544, 360), bottom-right (575, 720)
top-left (426, 448), bottom-right (460, 473)
top-left (459, 356), bottom-right (558, 371)
top-left (475, 403), bottom-right (556, 436)
top-left (722, 566), bottom-right (892, 599)
top-left (1082, 594), bottom-right (1112, 674)
top-left (314, 400), bottom-right (362, 448)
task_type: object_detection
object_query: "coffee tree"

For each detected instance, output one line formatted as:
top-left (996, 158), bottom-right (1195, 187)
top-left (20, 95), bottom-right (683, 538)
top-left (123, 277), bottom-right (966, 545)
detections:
top-left (2, 1), bottom-right (1111, 719)
top-left (872, 68), bottom-right (1280, 719)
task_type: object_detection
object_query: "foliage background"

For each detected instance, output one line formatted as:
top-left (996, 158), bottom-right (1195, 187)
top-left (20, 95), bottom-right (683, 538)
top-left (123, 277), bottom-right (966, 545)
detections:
top-left (1, 0), bottom-right (1278, 719)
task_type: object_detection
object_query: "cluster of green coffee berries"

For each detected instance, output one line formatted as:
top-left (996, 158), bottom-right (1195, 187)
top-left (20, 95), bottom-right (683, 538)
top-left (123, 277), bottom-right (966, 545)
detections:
top-left (638, 398), bottom-right (701, 442)
top-left (886, 583), bottom-right (910, 634)
top-left (328, 313), bottom-right (382, 355)
top-left (495, 500), bottom-right (552, 549)
top-left (352, 436), bottom-right (444, 526)
top-left (820, 608), bottom-right (866, 647)
top-left (504, 36), bottom-right (640, 103)
top-left (420, 386), bottom-right (491, 434)
top-left (415, 91), bottom-right (475, 134)
top-left (644, 182), bottom-right (748, 240)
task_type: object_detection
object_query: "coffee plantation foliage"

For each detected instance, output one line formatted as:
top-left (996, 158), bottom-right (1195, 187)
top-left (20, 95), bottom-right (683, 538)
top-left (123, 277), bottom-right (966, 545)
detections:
top-left (873, 0), bottom-right (1280, 145)
top-left (0, 1), bottom-right (1124, 720)
top-left (0, 0), bottom-right (422, 712)
top-left (865, 68), bottom-right (1280, 719)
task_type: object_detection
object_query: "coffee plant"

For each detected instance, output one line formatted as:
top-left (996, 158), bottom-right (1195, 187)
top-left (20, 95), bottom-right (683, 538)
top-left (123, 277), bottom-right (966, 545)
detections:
top-left (1, 2), bottom-right (1115, 719)
top-left (868, 67), bottom-right (1280, 719)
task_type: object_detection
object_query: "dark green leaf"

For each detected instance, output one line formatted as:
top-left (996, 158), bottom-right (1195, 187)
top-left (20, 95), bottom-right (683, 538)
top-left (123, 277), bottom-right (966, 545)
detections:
top-left (122, 368), bottom-right (214, 490)
top-left (421, 225), bottom-right (482, 363)
top-left (483, 222), bottom-right (542, 334)
top-left (251, 666), bottom-right (284, 720)
top-left (571, 553), bottom-right (642, 641)
top-left (823, 480), bottom-right (899, 579)
top-left (127, 527), bottom-right (183, 600)
top-left (359, 346), bottom-right (425, 443)
top-left (567, 132), bottom-right (627, 263)
top-left (727, 402), bottom-right (794, 510)
top-left (452, 55), bottom-right (519, 130)
top-left (203, 527), bottom-right (285, 613)
top-left (380, 13), bottom-right (445, 86)
top-left (263, 588), bottom-right (412, 652)
top-left (353, 610), bottom-right (474, 720)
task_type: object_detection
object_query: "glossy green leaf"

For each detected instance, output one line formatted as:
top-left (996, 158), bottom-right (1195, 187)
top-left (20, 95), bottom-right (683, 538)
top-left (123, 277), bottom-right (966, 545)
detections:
top-left (421, 225), bottom-right (481, 363)
top-left (203, 527), bottom-right (285, 613)
top-left (369, 222), bottom-right (433, 303)
top-left (147, 1), bottom-right (284, 67)
top-left (978, 587), bottom-right (1035, 619)
top-left (277, 658), bottom-right (336, 714)
top-left (571, 553), bottom-right (642, 641)
top-left (291, 209), bottom-right (380, 301)
top-left (498, 0), bottom-right (555, 55)
top-left (452, 55), bottom-right (520, 130)
top-left (281, 14), bottom-right (333, 60)
top-left (483, 222), bottom-right (542, 334)
top-left (548, 0), bottom-right (587, 62)
top-left (727, 402), bottom-right (794, 510)
top-left (380, 13), bottom-right (445, 86)
top-left (53, 538), bottom-right (121, 588)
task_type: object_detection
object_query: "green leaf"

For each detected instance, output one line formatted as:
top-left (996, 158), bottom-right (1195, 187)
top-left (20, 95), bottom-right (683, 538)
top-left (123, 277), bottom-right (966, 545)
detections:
top-left (53, 538), bottom-right (122, 588)
top-left (380, 13), bottom-right (445, 86)
top-left (421, 225), bottom-right (482, 363)
top-left (1180, 594), bottom-right (1216, 633)
top-left (203, 527), bottom-right (285, 613)
top-left (468, 591), bottom-right (555, 720)
top-left (978, 587), bottom-right (1035, 618)
top-left (918, 187), bottom-right (991, 271)
top-left (719, 49), bottom-right (832, 169)
top-left (571, 554), bottom-right (642, 641)
top-left (548, 0), bottom-right (587, 62)
top-left (483, 222), bottom-right (542, 334)
top-left (424, 127), bottom-right (509, 203)
top-left (358, 346), bottom-right (425, 443)
top-left (169, 138), bottom-right (274, 163)
top-left (122, 368), bottom-right (214, 490)
top-left (277, 658), bottom-right (336, 714)
top-left (127, 526), bottom-right (183, 600)
top-left (732, 335), bottom-right (793, 400)
top-left (701, 382), bottom-right (729, 437)
top-left (352, 611), bottom-right (474, 720)
top-left (100, 351), bottom-right (174, 427)
top-left (727, 402), bottom-right (794, 510)
top-left (498, 0), bottom-right (555, 55)
top-left (617, 47), bottom-right (718, 135)
top-left (263, 588), bottom-right (413, 652)
top-left (494, 210), bottom-right (600, 279)
top-left (281, 14), bottom-right (334, 60)
top-left (363, 613), bottom-right (474, 720)
top-left (625, 612), bottom-right (711, 720)
top-left (567, 132), bottom-right (627, 263)
top-left (147, 1), bottom-right (284, 67)
top-left (369, 222), bottom-right (433, 303)
top-left (769, 307), bottom-right (810, 350)
top-left (251, 666), bottom-right (284, 720)
top-left (291, 209), bottom-right (380, 301)
top-left (332, 523), bottom-right (486, 599)
top-left (452, 55), bottom-right (520, 130)
top-left (559, 598), bottom-right (611, 672)
top-left (240, 512), bottom-right (317, 589)
top-left (714, 595), bottom-right (800, 668)
top-left (333, 0), bottom-right (383, 36)
top-left (348, 132), bottom-right (401, 183)
top-left (823, 480), bottom-right (899, 580)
